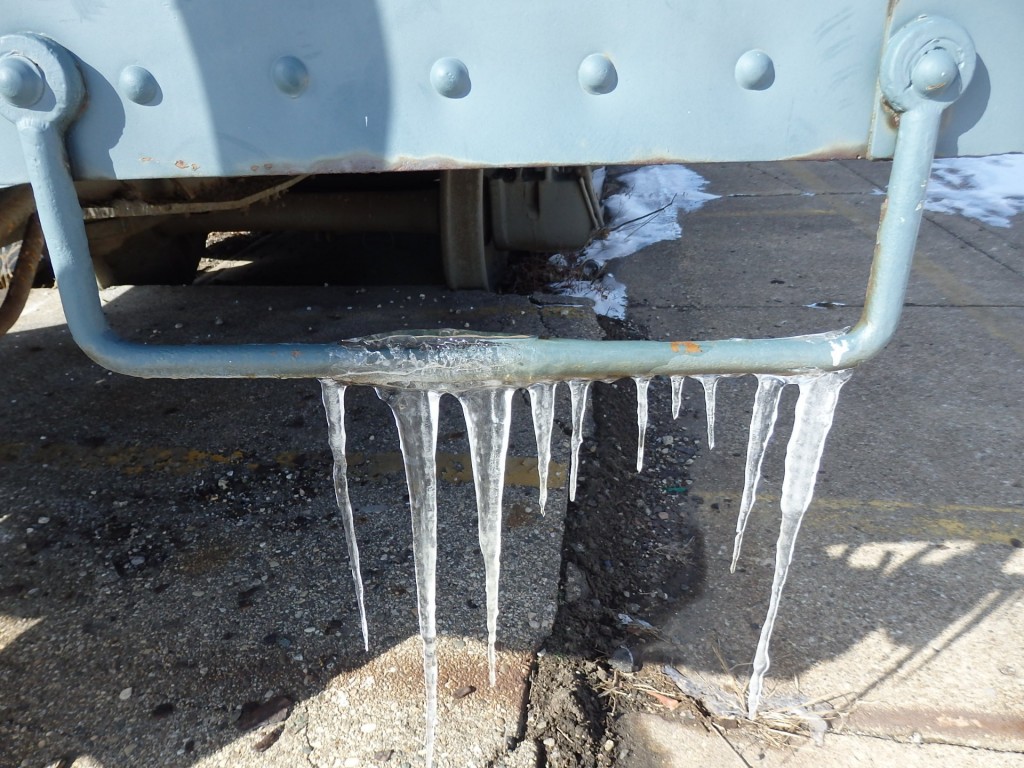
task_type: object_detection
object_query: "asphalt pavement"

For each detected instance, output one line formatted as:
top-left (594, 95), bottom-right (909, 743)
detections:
top-left (1, 157), bottom-right (1023, 768)
top-left (0, 283), bottom-right (599, 767)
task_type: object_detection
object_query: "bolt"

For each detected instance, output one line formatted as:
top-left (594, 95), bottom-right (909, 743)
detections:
top-left (0, 55), bottom-right (44, 107)
top-left (430, 58), bottom-right (471, 99)
top-left (119, 65), bottom-right (159, 105)
top-left (734, 50), bottom-right (775, 91)
top-left (911, 46), bottom-right (959, 95)
top-left (578, 54), bottom-right (617, 95)
top-left (272, 56), bottom-right (309, 97)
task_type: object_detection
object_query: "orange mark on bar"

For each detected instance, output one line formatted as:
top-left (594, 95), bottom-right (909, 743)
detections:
top-left (670, 341), bottom-right (702, 354)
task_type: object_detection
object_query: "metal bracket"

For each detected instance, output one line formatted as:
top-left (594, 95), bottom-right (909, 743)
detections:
top-left (0, 21), bottom-right (976, 386)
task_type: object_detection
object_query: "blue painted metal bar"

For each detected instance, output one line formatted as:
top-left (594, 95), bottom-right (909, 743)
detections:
top-left (0, 19), bottom-right (974, 386)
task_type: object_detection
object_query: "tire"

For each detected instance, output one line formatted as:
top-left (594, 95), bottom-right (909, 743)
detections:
top-left (439, 169), bottom-right (506, 290)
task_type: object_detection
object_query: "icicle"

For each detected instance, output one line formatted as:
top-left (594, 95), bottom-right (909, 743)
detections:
top-left (567, 380), bottom-right (591, 502)
top-left (457, 387), bottom-right (514, 687)
top-left (746, 370), bottom-right (852, 720)
top-left (730, 375), bottom-right (786, 574)
top-left (376, 387), bottom-right (442, 768)
top-left (319, 380), bottom-right (369, 651)
top-left (633, 377), bottom-right (651, 472)
top-left (670, 375), bottom-right (685, 420)
top-left (693, 375), bottom-right (721, 449)
top-left (527, 382), bottom-right (558, 516)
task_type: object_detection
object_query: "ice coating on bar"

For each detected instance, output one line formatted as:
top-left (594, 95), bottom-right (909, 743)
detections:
top-left (568, 379), bottom-right (591, 502)
top-left (746, 369), bottom-right (852, 719)
top-left (634, 377), bottom-right (651, 472)
top-left (457, 387), bottom-right (514, 686)
top-left (319, 380), bottom-right (369, 651)
top-left (670, 375), bottom-right (685, 420)
top-left (528, 382), bottom-right (557, 516)
top-left (376, 386), bottom-right (442, 768)
top-left (693, 374), bottom-right (720, 449)
top-left (731, 375), bottom-right (786, 574)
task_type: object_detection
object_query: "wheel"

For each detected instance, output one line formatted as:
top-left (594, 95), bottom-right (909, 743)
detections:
top-left (439, 169), bottom-right (506, 290)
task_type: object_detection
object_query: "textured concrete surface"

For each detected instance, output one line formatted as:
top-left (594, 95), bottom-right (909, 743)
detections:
top-left (614, 159), bottom-right (1024, 765)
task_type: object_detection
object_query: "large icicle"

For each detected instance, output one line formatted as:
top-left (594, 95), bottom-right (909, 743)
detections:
top-left (527, 382), bottom-right (558, 516)
top-left (376, 387), bottom-right (442, 768)
top-left (730, 375), bottom-right (786, 574)
top-left (693, 374), bottom-right (721, 449)
top-left (457, 387), bottom-right (515, 686)
top-left (670, 375), bottom-right (686, 420)
top-left (634, 377), bottom-right (651, 472)
top-left (568, 380), bottom-right (591, 502)
top-left (746, 370), bottom-right (852, 720)
top-left (319, 380), bottom-right (369, 651)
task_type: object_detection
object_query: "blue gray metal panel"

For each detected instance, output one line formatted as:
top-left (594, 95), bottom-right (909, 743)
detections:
top-left (0, 0), bottom-right (970, 184)
top-left (868, 0), bottom-right (1024, 159)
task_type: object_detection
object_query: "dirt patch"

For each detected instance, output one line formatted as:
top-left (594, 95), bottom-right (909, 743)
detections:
top-left (514, 314), bottom-right (710, 766)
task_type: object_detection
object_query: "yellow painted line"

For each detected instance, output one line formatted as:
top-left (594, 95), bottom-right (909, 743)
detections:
top-left (908, 255), bottom-right (1024, 361)
top-left (691, 207), bottom-right (838, 218)
top-left (0, 442), bottom-right (563, 488)
top-left (694, 488), bottom-right (1024, 546)
top-left (343, 451), bottom-right (563, 489)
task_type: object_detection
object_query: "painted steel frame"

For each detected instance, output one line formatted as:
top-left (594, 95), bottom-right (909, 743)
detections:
top-left (0, 17), bottom-right (985, 387)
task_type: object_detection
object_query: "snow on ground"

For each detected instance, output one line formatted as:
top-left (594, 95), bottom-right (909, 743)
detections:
top-left (552, 165), bottom-right (718, 319)
top-left (926, 154), bottom-right (1024, 228)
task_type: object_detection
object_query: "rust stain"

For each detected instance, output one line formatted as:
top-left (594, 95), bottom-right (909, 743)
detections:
top-left (290, 350), bottom-right (301, 358)
top-left (670, 340), bottom-right (701, 354)
top-left (140, 156), bottom-right (153, 163)
top-left (174, 160), bottom-right (188, 169)
top-left (849, 704), bottom-right (1024, 745)
top-left (782, 142), bottom-right (869, 162)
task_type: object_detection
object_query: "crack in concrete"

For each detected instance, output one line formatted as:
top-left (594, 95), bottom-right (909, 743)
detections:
top-left (923, 214), bottom-right (1024, 281)
top-left (837, 728), bottom-right (1024, 756)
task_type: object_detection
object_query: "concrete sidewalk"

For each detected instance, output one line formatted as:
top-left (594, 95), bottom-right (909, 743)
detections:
top-left (613, 160), bottom-right (1024, 765)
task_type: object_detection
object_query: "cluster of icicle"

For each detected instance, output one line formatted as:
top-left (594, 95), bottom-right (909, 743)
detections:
top-left (320, 368), bottom-right (850, 766)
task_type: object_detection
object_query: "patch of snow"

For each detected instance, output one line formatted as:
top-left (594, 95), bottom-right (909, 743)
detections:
top-left (553, 165), bottom-right (718, 318)
top-left (926, 154), bottom-right (1024, 228)
top-left (552, 274), bottom-right (628, 320)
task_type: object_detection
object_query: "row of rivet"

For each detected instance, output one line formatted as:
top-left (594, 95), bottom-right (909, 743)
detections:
top-left (0, 49), bottom-right (776, 109)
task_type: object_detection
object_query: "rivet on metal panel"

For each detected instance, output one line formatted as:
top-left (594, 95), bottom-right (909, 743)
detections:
top-left (118, 65), bottom-right (159, 105)
top-left (0, 55), bottom-right (44, 108)
top-left (577, 54), bottom-right (617, 95)
top-left (0, 34), bottom-right (84, 130)
top-left (430, 58), bottom-right (471, 99)
top-left (880, 16), bottom-right (976, 113)
top-left (272, 56), bottom-right (309, 97)
top-left (734, 50), bottom-right (775, 91)
top-left (911, 48), bottom-right (959, 96)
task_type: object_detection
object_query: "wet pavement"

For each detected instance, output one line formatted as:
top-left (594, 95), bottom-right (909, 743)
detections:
top-left (2, 158), bottom-right (1023, 767)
